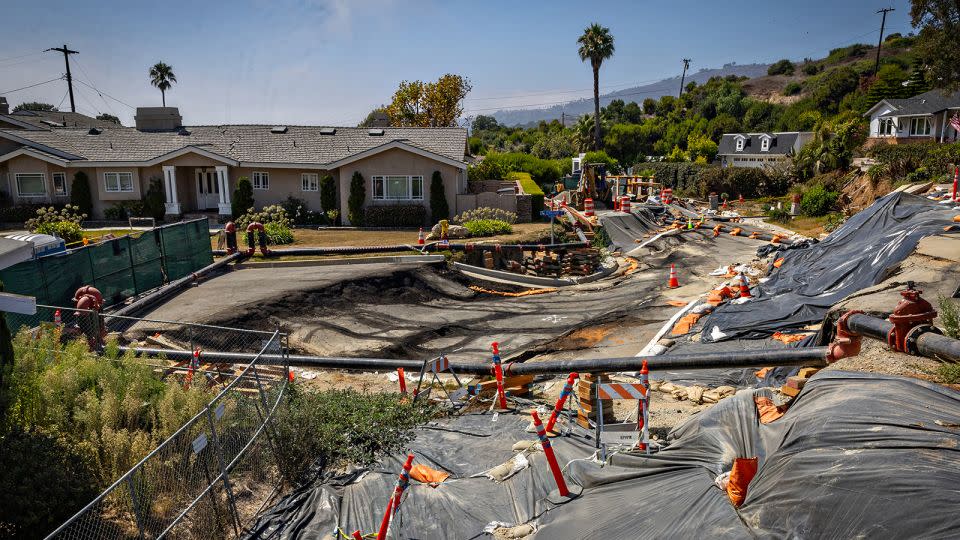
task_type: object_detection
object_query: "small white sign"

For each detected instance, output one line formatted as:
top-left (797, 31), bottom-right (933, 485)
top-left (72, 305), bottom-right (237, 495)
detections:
top-left (600, 422), bottom-right (646, 445)
top-left (192, 433), bottom-right (208, 454)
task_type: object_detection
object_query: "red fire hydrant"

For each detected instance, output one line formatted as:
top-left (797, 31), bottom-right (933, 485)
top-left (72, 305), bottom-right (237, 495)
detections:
top-left (887, 282), bottom-right (937, 354)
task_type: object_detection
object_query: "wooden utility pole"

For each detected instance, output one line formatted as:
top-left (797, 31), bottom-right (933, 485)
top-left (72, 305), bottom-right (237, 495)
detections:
top-left (679, 58), bottom-right (691, 98)
top-left (874, 8), bottom-right (895, 76)
top-left (46, 44), bottom-right (79, 112)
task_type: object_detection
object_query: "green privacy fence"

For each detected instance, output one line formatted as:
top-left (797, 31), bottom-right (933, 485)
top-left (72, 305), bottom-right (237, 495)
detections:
top-left (1, 219), bottom-right (213, 314)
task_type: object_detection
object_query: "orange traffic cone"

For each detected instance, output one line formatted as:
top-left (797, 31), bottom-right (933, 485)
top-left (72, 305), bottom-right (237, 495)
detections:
top-left (418, 227), bottom-right (425, 245)
top-left (738, 273), bottom-right (752, 298)
top-left (738, 193), bottom-right (744, 204)
top-left (667, 264), bottom-right (680, 288)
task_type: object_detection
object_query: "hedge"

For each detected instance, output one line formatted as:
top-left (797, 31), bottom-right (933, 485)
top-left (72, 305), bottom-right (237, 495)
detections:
top-left (640, 162), bottom-right (710, 194)
top-left (507, 171), bottom-right (544, 217)
top-left (363, 204), bottom-right (427, 228)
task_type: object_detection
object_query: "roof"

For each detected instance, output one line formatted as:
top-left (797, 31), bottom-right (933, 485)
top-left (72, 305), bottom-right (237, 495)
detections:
top-left (716, 132), bottom-right (808, 156)
top-left (867, 89), bottom-right (960, 118)
top-left (0, 109), bottom-right (121, 130)
top-left (0, 125), bottom-right (468, 167)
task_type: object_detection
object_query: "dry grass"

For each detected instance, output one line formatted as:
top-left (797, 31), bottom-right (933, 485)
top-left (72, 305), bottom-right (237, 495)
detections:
top-left (776, 216), bottom-right (828, 238)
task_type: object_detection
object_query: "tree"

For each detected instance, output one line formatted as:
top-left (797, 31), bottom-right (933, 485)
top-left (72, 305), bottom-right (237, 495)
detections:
top-left (232, 176), bottom-right (254, 218)
top-left (902, 60), bottom-right (932, 96)
top-left (320, 175), bottom-right (336, 213)
top-left (12, 102), bottom-right (56, 112)
top-left (70, 171), bottom-right (92, 216)
top-left (143, 177), bottom-right (166, 220)
top-left (429, 171), bottom-right (449, 224)
top-left (359, 107), bottom-right (390, 127)
top-left (911, 0), bottom-right (960, 91)
top-left (386, 74), bottom-right (472, 127)
top-left (767, 59), bottom-right (796, 76)
top-left (577, 23), bottom-right (615, 150)
top-left (471, 115), bottom-right (500, 132)
top-left (347, 171), bottom-right (365, 226)
top-left (95, 113), bottom-right (121, 125)
top-left (149, 62), bottom-right (177, 107)
top-left (864, 65), bottom-right (910, 106)
top-left (642, 98), bottom-right (657, 115)
top-left (686, 132), bottom-right (719, 163)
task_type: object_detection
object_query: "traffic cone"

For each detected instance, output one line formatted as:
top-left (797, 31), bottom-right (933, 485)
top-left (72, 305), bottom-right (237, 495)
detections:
top-left (738, 273), bottom-right (752, 298)
top-left (417, 228), bottom-right (425, 245)
top-left (687, 217), bottom-right (693, 229)
top-left (738, 193), bottom-right (744, 204)
top-left (667, 264), bottom-right (680, 288)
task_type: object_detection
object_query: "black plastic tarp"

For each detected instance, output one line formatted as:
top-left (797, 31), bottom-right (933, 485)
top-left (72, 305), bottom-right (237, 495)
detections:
top-left (598, 208), bottom-right (661, 250)
top-left (700, 192), bottom-right (958, 342)
top-left (247, 371), bottom-right (960, 539)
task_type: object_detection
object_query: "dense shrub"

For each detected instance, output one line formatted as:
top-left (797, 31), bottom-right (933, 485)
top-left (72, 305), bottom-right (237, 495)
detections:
top-left (319, 175), bottom-right (337, 214)
top-left (363, 204), bottom-right (427, 228)
top-left (70, 171), bottom-right (92, 217)
top-left (641, 162), bottom-right (709, 194)
top-left (143, 177), bottom-right (166, 220)
top-left (768, 59), bottom-right (795, 76)
top-left (430, 171), bottom-right (449, 224)
top-left (231, 177), bottom-right (254, 218)
top-left (802, 63), bottom-right (821, 76)
top-left (453, 207), bottom-right (517, 225)
top-left (507, 171), bottom-right (544, 216)
top-left (825, 43), bottom-right (870, 64)
top-left (463, 219), bottom-right (513, 237)
top-left (282, 196), bottom-right (326, 225)
top-left (25, 205), bottom-right (86, 243)
top-left (348, 171), bottom-right (365, 226)
top-left (801, 184), bottom-right (838, 216)
top-left (264, 221), bottom-right (294, 244)
top-left (236, 205), bottom-right (294, 244)
top-left (782, 82), bottom-right (802, 96)
top-left (696, 167), bottom-right (769, 199)
top-left (0, 205), bottom-right (47, 223)
top-left (766, 206), bottom-right (792, 224)
top-left (103, 200), bottom-right (147, 221)
top-left (468, 152), bottom-right (564, 184)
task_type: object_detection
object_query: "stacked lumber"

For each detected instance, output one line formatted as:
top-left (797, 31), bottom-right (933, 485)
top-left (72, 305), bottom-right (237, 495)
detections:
top-left (522, 254), bottom-right (562, 277)
top-left (575, 373), bottom-right (616, 428)
top-left (468, 374), bottom-right (533, 398)
top-left (518, 248), bottom-right (602, 278)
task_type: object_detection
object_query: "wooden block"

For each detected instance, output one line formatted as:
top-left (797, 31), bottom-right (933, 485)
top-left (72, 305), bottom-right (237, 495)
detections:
top-left (785, 376), bottom-right (807, 390)
top-left (780, 384), bottom-right (801, 397)
top-left (797, 367), bottom-right (820, 379)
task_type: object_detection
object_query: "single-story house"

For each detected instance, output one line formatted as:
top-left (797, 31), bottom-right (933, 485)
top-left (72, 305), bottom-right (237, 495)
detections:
top-left (0, 103), bottom-right (469, 224)
top-left (863, 89), bottom-right (960, 146)
top-left (716, 132), bottom-right (813, 169)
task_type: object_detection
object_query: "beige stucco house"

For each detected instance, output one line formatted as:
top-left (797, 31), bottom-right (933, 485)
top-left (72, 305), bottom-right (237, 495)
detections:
top-left (0, 104), bottom-right (468, 224)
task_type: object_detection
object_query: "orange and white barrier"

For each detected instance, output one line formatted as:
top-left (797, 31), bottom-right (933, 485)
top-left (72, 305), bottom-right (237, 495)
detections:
top-left (584, 198), bottom-right (595, 217)
top-left (621, 196), bottom-right (631, 214)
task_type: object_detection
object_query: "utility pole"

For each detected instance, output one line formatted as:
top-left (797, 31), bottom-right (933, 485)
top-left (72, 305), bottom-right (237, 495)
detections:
top-left (45, 44), bottom-right (78, 112)
top-left (561, 111), bottom-right (565, 126)
top-left (679, 58), bottom-right (691, 98)
top-left (874, 8), bottom-right (895, 76)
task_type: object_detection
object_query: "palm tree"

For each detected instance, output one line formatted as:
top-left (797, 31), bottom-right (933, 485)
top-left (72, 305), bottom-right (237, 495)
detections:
top-left (149, 62), bottom-right (177, 107)
top-left (577, 24), bottom-right (615, 150)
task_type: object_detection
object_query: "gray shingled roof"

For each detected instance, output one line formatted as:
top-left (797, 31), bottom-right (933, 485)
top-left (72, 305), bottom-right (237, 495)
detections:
top-left (717, 132), bottom-right (803, 156)
top-left (879, 89), bottom-right (960, 116)
top-left (1, 110), bottom-right (121, 130)
top-left (1, 125), bottom-right (468, 165)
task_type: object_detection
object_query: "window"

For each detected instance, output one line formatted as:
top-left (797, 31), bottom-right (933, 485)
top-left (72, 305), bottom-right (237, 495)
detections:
top-left (371, 175), bottom-right (424, 200)
top-left (15, 173), bottom-right (46, 197)
top-left (878, 118), bottom-right (896, 136)
top-left (301, 173), bottom-right (319, 191)
top-left (910, 117), bottom-right (931, 136)
top-left (760, 138), bottom-right (770, 152)
top-left (735, 137), bottom-right (744, 151)
top-left (52, 172), bottom-right (67, 195)
top-left (252, 171), bottom-right (269, 190)
top-left (104, 172), bottom-right (134, 192)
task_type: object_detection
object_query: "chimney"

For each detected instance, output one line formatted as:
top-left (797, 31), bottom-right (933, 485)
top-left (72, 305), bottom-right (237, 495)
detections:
top-left (0, 97), bottom-right (8, 115)
top-left (134, 107), bottom-right (183, 131)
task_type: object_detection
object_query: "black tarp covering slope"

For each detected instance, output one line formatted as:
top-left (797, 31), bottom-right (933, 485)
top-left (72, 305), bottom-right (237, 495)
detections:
top-left (247, 371), bottom-right (960, 539)
top-left (598, 208), bottom-right (661, 250)
top-left (700, 192), bottom-right (958, 342)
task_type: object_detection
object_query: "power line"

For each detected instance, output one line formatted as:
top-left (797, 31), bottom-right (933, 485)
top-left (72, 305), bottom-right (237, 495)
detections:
top-left (72, 58), bottom-right (120, 117)
top-left (0, 50), bottom-right (45, 64)
top-left (72, 78), bottom-right (136, 109)
top-left (0, 76), bottom-right (64, 95)
top-left (56, 89), bottom-right (69, 110)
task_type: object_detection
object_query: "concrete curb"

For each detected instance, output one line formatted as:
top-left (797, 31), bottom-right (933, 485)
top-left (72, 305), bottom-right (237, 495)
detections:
top-left (237, 254), bottom-right (445, 269)
top-left (453, 256), bottom-right (618, 288)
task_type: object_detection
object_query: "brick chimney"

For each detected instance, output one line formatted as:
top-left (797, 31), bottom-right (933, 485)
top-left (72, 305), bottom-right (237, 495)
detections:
top-left (134, 107), bottom-right (182, 131)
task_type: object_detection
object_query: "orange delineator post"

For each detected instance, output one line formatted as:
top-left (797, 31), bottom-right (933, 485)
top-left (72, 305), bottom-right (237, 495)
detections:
top-left (397, 367), bottom-right (407, 394)
top-left (491, 342), bottom-right (508, 410)
top-left (545, 372), bottom-right (579, 434)
top-left (377, 453), bottom-right (415, 540)
top-left (54, 309), bottom-right (62, 326)
top-left (531, 410), bottom-right (570, 497)
top-left (351, 532), bottom-right (363, 540)
top-left (185, 348), bottom-right (200, 390)
top-left (637, 360), bottom-right (649, 452)
top-left (417, 228), bottom-right (425, 246)
top-left (953, 166), bottom-right (958, 202)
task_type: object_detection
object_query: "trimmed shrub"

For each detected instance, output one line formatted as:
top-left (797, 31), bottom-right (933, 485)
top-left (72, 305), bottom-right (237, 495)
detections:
top-left (236, 205), bottom-right (294, 244)
top-left (281, 196), bottom-right (326, 225)
top-left (70, 171), bottom-right (93, 217)
top-left (468, 152), bottom-right (564, 184)
top-left (232, 177), bottom-right (254, 219)
top-left (453, 207), bottom-right (517, 225)
top-left (463, 219), bottom-right (512, 237)
top-left (363, 204), bottom-right (427, 228)
top-left (507, 171), bottom-right (544, 217)
top-left (320, 175), bottom-right (337, 213)
top-left (25, 205), bottom-right (86, 243)
top-left (801, 184), bottom-right (838, 216)
top-left (430, 171), bottom-right (449, 224)
top-left (348, 171), bottom-right (365, 226)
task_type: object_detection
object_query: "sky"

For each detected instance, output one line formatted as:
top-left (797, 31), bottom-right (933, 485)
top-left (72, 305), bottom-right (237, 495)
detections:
top-left (0, 0), bottom-right (915, 126)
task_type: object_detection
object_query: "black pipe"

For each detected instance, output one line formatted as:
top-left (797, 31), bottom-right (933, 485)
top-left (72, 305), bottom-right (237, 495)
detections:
top-left (118, 345), bottom-right (829, 374)
top-left (108, 251), bottom-right (246, 318)
top-left (847, 313), bottom-right (960, 363)
top-left (211, 241), bottom-right (590, 257)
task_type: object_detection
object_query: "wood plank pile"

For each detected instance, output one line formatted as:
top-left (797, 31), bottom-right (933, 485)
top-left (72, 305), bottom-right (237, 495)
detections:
top-left (511, 248), bottom-right (602, 278)
top-left (467, 374), bottom-right (533, 398)
top-left (575, 373), bottom-right (616, 428)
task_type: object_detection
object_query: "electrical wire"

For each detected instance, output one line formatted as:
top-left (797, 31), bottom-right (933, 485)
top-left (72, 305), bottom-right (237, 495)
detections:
top-left (0, 76), bottom-right (64, 95)
top-left (72, 78), bottom-right (136, 110)
top-left (73, 58), bottom-right (119, 117)
top-left (0, 50), bottom-right (45, 64)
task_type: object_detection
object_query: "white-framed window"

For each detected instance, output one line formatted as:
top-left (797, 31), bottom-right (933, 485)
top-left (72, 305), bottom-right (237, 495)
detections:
top-left (371, 175), bottom-right (424, 200)
top-left (252, 171), bottom-right (269, 190)
top-left (15, 173), bottom-right (46, 197)
top-left (301, 173), bottom-right (319, 192)
top-left (878, 118), bottom-right (896, 136)
top-left (104, 171), bottom-right (134, 193)
top-left (760, 138), bottom-right (770, 152)
top-left (52, 172), bottom-right (67, 195)
top-left (910, 117), bottom-right (931, 136)
top-left (735, 137), bottom-right (744, 151)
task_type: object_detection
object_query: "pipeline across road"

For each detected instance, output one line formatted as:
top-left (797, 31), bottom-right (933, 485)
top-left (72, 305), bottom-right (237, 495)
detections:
top-left (846, 313), bottom-right (960, 363)
top-left (212, 241), bottom-right (590, 257)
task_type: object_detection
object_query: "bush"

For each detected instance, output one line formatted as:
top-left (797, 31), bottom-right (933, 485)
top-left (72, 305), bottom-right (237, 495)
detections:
top-left (507, 171), bottom-right (544, 216)
top-left (463, 219), bottom-right (513, 237)
top-left (800, 184), bottom-right (838, 216)
top-left (591, 225), bottom-right (611, 249)
top-left (103, 200), bottom-right (147, 221)
top-left (363, 204), bottom-right (427, 228)
top-left (453, 207), bottom-right (517, 225)
top-left (696, 167), bottom-right (769, 199)
top-left (782, 82), bottom-right (802, 96)
top-left (103, 204), bottom-right (127, 221)
top-left (824, 212), bottom-right (846, 232)
top-left (348, 171), bottom-right (365, 226)
top-left (70, 171), bottom-right (92, 217)
top-left (264, 221), bottom-right (294, 244)
top-left (766, 206), bottom-right (792, 224)
top-left (143, 177), bottom-right (166, 220)
top-left (430, 171), bottom-right (449, 224)
top-left (272, 386), bottom-right (434, 485)
top-left (231, 177), bottom-right (254, 219)
top-left (939, 295), bottom-right (959, 339)
top-left (236, 205), bottom-right (294, 244)
top-left (0, 205), bottom-right (47, 223)
top-left (319, 175), bottom-right (336, 214)
top-left (282, 196), bottom-right (326, 225)
top-left (768, 59), bottom-right (795, 76)
top-left (25, 204), bottom-right (86, 243)
top-left (802, 63), bottom-right (821, 76)
top-left (468, 152), bottom-right (564, 184)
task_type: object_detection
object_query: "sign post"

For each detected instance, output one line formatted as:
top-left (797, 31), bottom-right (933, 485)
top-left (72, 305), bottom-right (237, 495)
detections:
top-left (541, 209), bottom-right (563, 244)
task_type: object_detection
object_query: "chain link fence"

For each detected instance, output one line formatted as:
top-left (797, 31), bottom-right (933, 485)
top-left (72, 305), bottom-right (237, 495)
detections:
top-left (9, 305), bottom-right (290, 539)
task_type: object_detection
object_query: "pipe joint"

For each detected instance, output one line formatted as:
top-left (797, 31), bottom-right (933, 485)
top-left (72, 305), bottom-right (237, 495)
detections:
top-left (827, 310), bottom-right (864, 363)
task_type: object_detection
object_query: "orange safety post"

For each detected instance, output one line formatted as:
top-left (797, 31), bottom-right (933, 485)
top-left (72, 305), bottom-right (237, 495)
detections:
top-left (584, 198), bottom-right (595, 217)
top-left (545, 372), bottom-right (579, 434)
top-left (54, 309), bottom-right (62, 326)
top-left (621, 196), bottom-right (631, 214)
top-left (397, 367), bottom-right (407, 394)
top-left (491, 342), bottom-right (508, 410)
top-left (953, 166), bottom-right (958, 202)
top-left (377, 453), bottom-right (415, 540)
top-left (531, 411), bottom-right (581, 503)
top-left (351, 532), bottom-right (363, 540)
top-left (636, 360), bottom-right (649, 452)
top-left (185, 348), bottom-right (200, 390)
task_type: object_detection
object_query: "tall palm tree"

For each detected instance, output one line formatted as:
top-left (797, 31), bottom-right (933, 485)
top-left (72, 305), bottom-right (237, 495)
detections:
top-left (577, 24), bottom-right (615, 150)
top-left (149, 62), bottom-right (177, 107)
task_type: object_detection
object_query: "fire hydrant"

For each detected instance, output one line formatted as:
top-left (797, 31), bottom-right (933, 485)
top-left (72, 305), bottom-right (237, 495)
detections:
top-left (887, 282), bottom-right (938, 354)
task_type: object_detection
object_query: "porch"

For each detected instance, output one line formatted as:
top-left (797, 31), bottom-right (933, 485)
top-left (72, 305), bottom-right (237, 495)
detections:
top-left (162, 165), bottom-right (231, 217)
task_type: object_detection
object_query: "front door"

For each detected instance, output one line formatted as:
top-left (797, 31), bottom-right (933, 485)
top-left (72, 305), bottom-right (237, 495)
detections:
top-left (195, 169), bottom-right (219, 210)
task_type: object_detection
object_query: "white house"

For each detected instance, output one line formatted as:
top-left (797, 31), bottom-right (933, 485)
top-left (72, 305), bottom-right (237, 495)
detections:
top-left (716, 132), bottom-right (813, 169)
top-left (864, 89), bottom-right (960, 146)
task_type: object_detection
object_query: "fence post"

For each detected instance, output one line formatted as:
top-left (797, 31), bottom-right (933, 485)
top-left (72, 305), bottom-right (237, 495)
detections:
top-left (206, 406), bottom-right (242, 537)
top-left (126, 236), bottom-right (139, 295)
top-left (126, 469), bottom-right (147, 540)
